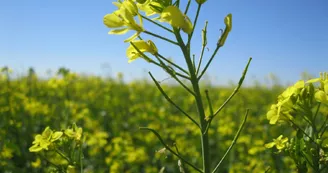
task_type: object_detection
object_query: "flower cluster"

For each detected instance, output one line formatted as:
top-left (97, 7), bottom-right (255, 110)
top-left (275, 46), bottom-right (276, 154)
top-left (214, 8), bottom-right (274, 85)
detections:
top-left (265, 72), bottom-right (328, 172)
top-left (103, 0), bottom-right (194, 62)
top-left (29, 127), bottom-right (63, 152)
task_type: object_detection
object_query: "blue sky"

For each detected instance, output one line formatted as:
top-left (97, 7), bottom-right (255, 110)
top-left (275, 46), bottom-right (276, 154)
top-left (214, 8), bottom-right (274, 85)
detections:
top-left (1, 0), bottom-right (327, 85)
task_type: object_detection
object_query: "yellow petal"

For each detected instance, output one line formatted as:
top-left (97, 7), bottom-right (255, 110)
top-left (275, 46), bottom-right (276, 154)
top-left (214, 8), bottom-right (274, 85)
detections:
top-left (109, 28), bottom-right (130, 35)
top-left (29, 145), bottom-right (43, 152)
top-left (264, 142), bottom-right (275, 148)
top-left (51, 131), bottom-right (63, 142)
top-left (104, 13), bottom-right (124, 28)
top-left (124, 32), bottom-right (139, 42)
top-left (315, 90), bottom-right (328, 103)
top-left (160, 6), bottom-right (185, 28)
top-left (306, 78), bottom-right (321, 83)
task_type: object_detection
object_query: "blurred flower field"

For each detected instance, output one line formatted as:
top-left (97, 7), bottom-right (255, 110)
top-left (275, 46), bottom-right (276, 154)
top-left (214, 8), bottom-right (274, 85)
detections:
top-left (0, 67), bottom-right (305, 173)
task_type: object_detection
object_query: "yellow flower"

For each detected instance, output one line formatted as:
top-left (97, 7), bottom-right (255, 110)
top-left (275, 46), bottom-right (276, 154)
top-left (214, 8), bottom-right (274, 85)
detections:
top-left (65, 123), bottom-right (83, 141)
top-left (104, 2), bottom-right (144, 42)
top-left (160, 6), bottom-right (193, 34)
top-left (113, 0), bottom-right (138, 16)
top-left (265, 135), bottom-right (288, 151)
top-left (29, 127), bottom-right (63, 152)
top-left (126, 40), bottom-right (158, 63)
top-left (267, 80), bottom-right (304, 124)
top-left (31, 158), bottom-right (41, 168)
top-left (137, 0), bottom-right (161, 16)
top-left (307, 72), bottom-right (328, 104)
top-left (315, 90), bottom-right (328, 104)
top-left (218, 13), bottom-right (232, 47)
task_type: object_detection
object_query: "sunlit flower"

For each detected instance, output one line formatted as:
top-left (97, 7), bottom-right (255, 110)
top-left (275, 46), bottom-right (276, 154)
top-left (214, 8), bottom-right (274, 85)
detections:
top-left (29, 127), bottom-right (63, 152)
top-left (307, 72), bottom-right (328, 104)
top-left (265, 135), bottom-right (288, 151)
top-left (267, 80), bottom-right (304, 124)
top-left (159, 6), bottom-right (193, 34)
top-left (65, 123), bottom-right (83, 141)
top-left (126, 40), bottom-right (158, 62)
top-left (137, 0), bottom-right (162, 16)
top-left (104, 1), bottom-right (144, 42)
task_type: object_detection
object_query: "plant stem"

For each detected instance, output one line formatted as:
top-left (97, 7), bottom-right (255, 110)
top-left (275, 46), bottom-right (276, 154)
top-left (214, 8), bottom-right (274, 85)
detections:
top-left (141, 15), bottom-right (173, 33)
top-left (212, 109), bottom-right (249, 173)
top-left (174, 29), bottom-right (210, 173)
top-left (144, 31), bottom-right (179, 45)
top-left (140, 127), bottom-right (203, 173)
top-left (149, 72), bottom-right (200, 129)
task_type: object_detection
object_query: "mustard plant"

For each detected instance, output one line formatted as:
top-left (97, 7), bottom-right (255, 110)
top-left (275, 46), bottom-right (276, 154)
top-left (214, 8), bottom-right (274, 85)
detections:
top-left (29, 123), bottom-right (84, 173)
top-left (265, 72), bottom-right (328, 173)
top-left (104, 0), bottom-right (252, 172)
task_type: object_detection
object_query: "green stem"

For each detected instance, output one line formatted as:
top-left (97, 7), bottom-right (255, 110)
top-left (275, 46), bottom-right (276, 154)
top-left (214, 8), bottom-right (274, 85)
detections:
top-left (174, 28), bottom-right (210, 173)
top-left (79, 142), bottom-right (83, 173)
top-left (139, 127), bottom-right (203, 173)
top-left (144, 31), bottom-right (179, 45)
top-left (313, 103), bottom-right (321, 123)
top-left (156, 53), bottom-right (190, 75)
top-left (212, 109), bottom-right (249, 173)
top-left (212, 58), bottom-right (252, 118)
top-left (198, 46), bottom-right (220, 80)
top-left (187, 4), bottom-right (202, 47)
top-left (203, 90), bottom-right (214, 135)
top-left (55, 148), bottom-right (71, 164)
top-left (149, 72), bottom-right (200, 129)
top-left (196, 21), bottom-right (208, 75)
top-left (184, 0), bottom-right (191, 14)
top-left (141, 15), bottom-right (173, 33)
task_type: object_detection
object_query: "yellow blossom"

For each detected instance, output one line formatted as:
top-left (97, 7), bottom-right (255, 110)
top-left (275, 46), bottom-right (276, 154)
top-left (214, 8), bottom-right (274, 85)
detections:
top-left (29, 127), bottom-right (63, 152)
top-left (126, 40), bottom-right (158, 62)
top-left (104, 3), bottom-right (144, 42)
top-left (160, 6), bottom-right (193, 34)
top-left (265, 135), bottom-right (288, 151)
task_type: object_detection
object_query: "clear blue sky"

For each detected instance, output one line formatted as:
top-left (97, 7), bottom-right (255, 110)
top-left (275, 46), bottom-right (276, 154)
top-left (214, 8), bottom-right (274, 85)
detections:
top-left (1, 0), bottom-right (327, 85)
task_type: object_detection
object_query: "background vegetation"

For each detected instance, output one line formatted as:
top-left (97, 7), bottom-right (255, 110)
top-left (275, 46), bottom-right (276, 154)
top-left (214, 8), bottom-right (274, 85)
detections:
top-left (0, 68), bottom-right (312, 172)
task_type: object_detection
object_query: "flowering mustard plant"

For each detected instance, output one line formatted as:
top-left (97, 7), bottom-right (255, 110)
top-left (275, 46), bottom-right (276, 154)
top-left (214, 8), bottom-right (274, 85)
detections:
top-left (29, 124), bottom-right (84, 172)
top-left (266, 72), bottom-right (328, 173)
top-left (104, 1), bottom-right (252, 173)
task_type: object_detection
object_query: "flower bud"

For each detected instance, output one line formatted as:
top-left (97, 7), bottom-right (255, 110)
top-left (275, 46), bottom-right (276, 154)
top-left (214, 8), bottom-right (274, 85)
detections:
top-left (196, 0), bottom-right (207, 4)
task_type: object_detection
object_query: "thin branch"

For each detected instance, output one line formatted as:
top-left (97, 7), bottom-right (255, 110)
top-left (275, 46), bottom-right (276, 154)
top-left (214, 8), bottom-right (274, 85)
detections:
top-left (149, 72), bottom-right (200, 128)
top-left (187, 4), bottom-right (202, 46)
top-left (39, 153), bottom-right (62, 170)
top-left (141, 15), bottom-right (173, 33)
top-left (139, 127), bottom-right (203, 173)
top-left (192, 54), bottom-right (196, 73)
top-left (144, 31), bottom-right (179, 45)
top-left (152, 56), bottom-right (195, 95)
top-left (212, 58), bottom-right (252, 118)
top-left (196, 21), bottom-right (208, 75)
top-left (313, 103), bottom-right (321, 123)
top-left (212, 109), bottom-right (249, 173)
top-left (198, 46), bottom-right (220, 80)
top-left (55, 148), bottom-right (71, 163)
top-left (204, 90), bottom-right (214, 135)
top-left (157, 53), bottom-right (190, 75)
top-left (184, 0), bottom-right (191, 14)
